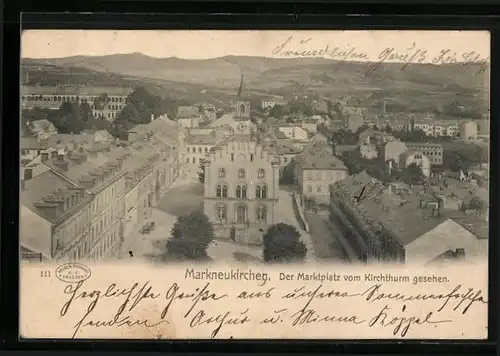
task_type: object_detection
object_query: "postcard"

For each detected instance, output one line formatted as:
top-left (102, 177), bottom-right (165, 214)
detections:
top-left (19, 29), bottom-right (490, 340)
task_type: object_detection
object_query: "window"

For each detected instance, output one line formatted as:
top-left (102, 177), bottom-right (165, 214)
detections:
top-left (231, 153), bottom-right (234, 161)
top-left (186, 157), bottom-right (190, 163)
top-left (307, 185), bottom-right (313, 193)
top-left (283, 157), bottom-right (288, 162)
top-left (216, 184), bottom-right (228, 198)
top-left (256, 185), bottom-right (267, 199)
top-left (236, 205), bottom-right (247, 224)
top-left (317, 185), bottom-right (322, 193)
top-left (238, 169), bottom-right (245, 178)
top-left (256, 205), bottom-right (267, 223)
top-left (198, 147), bottom-right (202, 153)
top-left (258, 169), bottom-right (265, 178)
top-left (187, 147), bottom-right (190, 153)
top-left (216, 204), bottom-right (227, 222)
top-left (236, 185), bottom-right (247, 199)
top-left (219, 168), bottom-right (226, 178)
top-left (205, 147), bottom-right (208, 153)
top-left (192, 158), bottom-right (196, 163)
top-left (250, 154), bottom-right (254, 162)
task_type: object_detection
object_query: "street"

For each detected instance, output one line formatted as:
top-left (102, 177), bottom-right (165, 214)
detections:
top-left (276, 189), bottom-right (316, 262)
top-left (305, 212), bottom-right (349, 262)
top-left (118, 168), bottom-right (203, 261)
top-left (117, 170), bottom-right (320, 264)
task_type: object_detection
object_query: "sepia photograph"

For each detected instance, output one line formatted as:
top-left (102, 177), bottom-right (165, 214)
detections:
top-left (19, 30), bottom-right (490, 340)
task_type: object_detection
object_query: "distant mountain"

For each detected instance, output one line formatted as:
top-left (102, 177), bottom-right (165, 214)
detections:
top-left (22, 53), bottom-right (487, 91)
top-left (21, 53), bottom-right (489, 113)
top-left (22, 53), bottom-right (337, 87)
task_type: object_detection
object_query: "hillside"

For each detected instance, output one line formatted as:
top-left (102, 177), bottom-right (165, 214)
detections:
top-left (21, 53), bottom-right (489, 114)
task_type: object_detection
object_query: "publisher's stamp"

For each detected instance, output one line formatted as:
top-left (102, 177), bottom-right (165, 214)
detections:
top-left (55, 263), bottom-right (92, 283)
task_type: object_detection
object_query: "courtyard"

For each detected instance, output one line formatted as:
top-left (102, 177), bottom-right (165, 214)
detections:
top-left (119, 169), bottom-right (322, 264)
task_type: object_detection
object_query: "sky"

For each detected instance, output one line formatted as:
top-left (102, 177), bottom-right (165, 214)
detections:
top-left (21, 30), bottom-right (490, 64)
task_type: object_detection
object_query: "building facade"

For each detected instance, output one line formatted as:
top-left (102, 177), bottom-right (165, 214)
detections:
top-left (460, 120), bottom-right (478, 140)
top-left (261, 98), bottom-right (287, 110)
top-left (20, 171), bottom-right (93, 261)
top-left (235, 100), bottom-right (251, 118)
top-left (278, 125), bottom-right (309, 141)
top-left (203, 138), bottom-right (280, 245)
top-left (399, 150), bottom-right (431, 177)
top-left (185, 134), bottom-right (219, 165)
top-left (294, 144), bottom-right (348, 203)
top-left (382, 141), bottom-right (408, 163)
top-left (21, 86), bottom-right (133, 121)
top-left (406, 143), bottom-right (443, 165)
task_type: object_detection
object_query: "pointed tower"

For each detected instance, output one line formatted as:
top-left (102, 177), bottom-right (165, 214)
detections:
top-left (237, 70), bottom-right (245, 97)
top-left (235, 68), bottom-right (250, 118)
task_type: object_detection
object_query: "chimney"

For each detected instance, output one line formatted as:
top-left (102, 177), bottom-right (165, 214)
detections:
top-left (455, 248), bottom-right (465, 259)
top-left (34, 203), bottom-right (59, 219)
top-left (50, 151), bottom-right (58, 159)
top-left (54, 158), bottom-right (69, 171)
top-left (67, 150), bottom-right (74, 158)
top-left (41, 152), bottom-right (49, 162)
top-left (24, 168), bottom-right (33, 181)
top-left (57, 153), bottom-right (65, 161)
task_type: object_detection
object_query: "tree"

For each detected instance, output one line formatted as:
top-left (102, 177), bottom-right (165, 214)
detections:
top-left (80, 101), bottom-right (93, 122)
top-left (393, 129), bottom-right (428, 143)
top-left (468, 197), bottom-right (487, 213)
top-left (55, 101), bottom-right (84, 133)
top-left (197, 160), bottom-right (206, 183)
top-left (402, 163), bottom-right (425, 185)
top-left (166, 212), bottom-right (214, 260)
top-left (94, 93), bottom-right (110, 110)
top-left (263, 223), bottom-right (307, 263)
top-left (269, 105), bottom-right (285, 118)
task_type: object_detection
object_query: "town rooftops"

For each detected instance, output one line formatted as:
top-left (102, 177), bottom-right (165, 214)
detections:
top-left (332, 171), bottom-right (488, 246)
top-left (21, 170), bottom-right (91, 225)
top-left (186, 134), bottom-right (219, 146)
top-left (407, 142), bottom-right (443, 148)
top-left (43, 146), bottom-right (126, 193)
top-left (295, 144), bottom-right (346, 170)
top-left (274, 139), bottom-right (304, 155)
top-left (21, 137), bottom-right (49, 150)
top-left (21, 85), bottom-right (134, 96)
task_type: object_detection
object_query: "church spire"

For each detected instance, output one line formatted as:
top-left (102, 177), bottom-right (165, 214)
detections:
top-left (237, 69), bottom-right (245, 97)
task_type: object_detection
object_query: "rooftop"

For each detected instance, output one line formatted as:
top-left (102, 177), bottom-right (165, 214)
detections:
top-left (21, 137), bottom-right (48, 150)
top-left (21, 170), bottom-right (89, 224)
top-left (295, 144), bottom-right (346, 170)
top-left (43, 146), bottom-right (126, 193)
top-left (407, 142), bottom-right (444, 148)
top-left (332, 171), bottom-right (488, 246)
top-left (186, 134), bottom-right (219, 146)
top-left (274, 139), bottom-right (304, 155)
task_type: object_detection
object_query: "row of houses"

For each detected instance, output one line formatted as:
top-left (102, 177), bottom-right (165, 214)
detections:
top-left (21, 85), bottom-right (134, 121)
top-left (20, 115), bottom-right (184, 262)
top-left (328, 171), bottom-right (488, 264)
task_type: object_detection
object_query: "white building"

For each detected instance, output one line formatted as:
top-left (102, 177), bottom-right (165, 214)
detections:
top-left (278, 125), bottom-right (309, 141)
top-left (460, 120), bottom-right (478, 140)
top-left (399, 150), bottom-right (431, 177)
